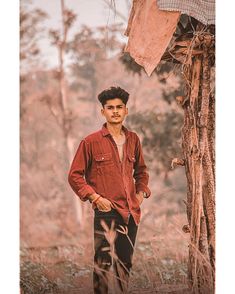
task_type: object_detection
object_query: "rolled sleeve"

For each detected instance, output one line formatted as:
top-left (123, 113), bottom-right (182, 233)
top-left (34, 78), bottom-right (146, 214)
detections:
top-left (68, 140), bottom-right (95, 201)
top-left (135, 184), bottom-right (151, 198)
top-left (133, 136), bottom-right (151, 198)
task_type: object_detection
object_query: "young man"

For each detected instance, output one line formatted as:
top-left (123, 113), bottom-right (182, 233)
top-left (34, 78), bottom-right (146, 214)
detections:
top-left (68, 86), bottom-right (151, 293)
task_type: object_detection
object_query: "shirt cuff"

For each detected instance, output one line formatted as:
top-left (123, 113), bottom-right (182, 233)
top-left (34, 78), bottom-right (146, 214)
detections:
top-left (79, 186), bottom-right (96, 202)
top-left (136, 184), bottom-right (151, 198)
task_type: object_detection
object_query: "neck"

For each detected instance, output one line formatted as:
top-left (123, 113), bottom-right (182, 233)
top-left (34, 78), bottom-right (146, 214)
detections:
top-left (106, 122), bottom-right (123, 137)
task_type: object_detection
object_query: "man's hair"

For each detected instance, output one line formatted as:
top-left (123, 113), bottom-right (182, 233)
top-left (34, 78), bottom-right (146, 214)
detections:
top-left (98, 86), bottom-right (129, 107)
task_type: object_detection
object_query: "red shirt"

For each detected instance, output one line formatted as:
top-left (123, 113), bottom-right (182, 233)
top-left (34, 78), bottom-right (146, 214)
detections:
top-left (68, 123), bottom-right (151, 225)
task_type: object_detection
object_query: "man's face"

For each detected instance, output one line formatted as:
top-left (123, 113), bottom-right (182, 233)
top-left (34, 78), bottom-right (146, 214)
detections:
top-left (101, 98), bottom-right (128, 124)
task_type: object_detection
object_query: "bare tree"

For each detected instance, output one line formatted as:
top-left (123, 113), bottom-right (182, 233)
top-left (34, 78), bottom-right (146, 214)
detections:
top-left (164, 21), bottom-right (215, 293)
top-left (48, 1), bottom-right (87, 226)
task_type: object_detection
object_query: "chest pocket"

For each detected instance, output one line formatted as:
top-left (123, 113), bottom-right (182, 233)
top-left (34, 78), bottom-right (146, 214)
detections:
top-left (127, 154), bottom-right (136, 163)
top-left (94, 152), bottom-right (114, 167)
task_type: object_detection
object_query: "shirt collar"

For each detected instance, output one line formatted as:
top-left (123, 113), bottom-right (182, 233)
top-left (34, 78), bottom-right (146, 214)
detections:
top-left (101, 123), bottom-right (130, 138)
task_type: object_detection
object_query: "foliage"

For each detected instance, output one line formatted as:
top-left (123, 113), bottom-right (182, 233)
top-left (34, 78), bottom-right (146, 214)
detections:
top-left (20, 1), bottom-right (187, 256)
top-left (68, 24), bottom-right (124, 69)
top-left (20, 1), bottom-right (48, 72)
top-left (67, 24), bottom-right (124, 101)
top-left (126, 109), bottom-right (184, 176)
top-left (48, 9), bottom-right (77, 47)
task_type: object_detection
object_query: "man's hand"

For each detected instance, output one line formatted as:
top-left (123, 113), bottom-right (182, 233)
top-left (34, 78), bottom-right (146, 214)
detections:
top-left (136, 191), bottom-right (144, 206)
top-left (88, 193), bottom-right (113, 212)
top-left (96, 197), bottom-right (113, 212)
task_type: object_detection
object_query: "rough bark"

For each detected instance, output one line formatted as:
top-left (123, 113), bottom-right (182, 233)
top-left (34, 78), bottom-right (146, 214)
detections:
top-left (179, 30), bottom-right (215, 293)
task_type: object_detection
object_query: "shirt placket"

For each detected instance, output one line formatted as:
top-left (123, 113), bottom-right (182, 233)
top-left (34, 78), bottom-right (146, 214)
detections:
top-left (124, 142), bottom-right (132, 223)
top-left (109, 135), bottom-right (131, 223)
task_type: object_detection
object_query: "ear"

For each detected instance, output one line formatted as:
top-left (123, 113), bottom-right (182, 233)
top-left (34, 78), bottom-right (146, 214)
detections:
top-left (126, 107), bottom-right (128, 115)
top-left (101, 108), bottom-right (105, 116)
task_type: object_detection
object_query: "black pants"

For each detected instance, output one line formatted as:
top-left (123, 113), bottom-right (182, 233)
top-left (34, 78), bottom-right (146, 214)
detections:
top-left (93, 208), bottom-right (138, 294)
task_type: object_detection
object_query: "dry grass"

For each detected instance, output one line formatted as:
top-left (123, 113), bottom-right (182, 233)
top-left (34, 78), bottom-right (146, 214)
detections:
top-left (21, 174), bottom-right (191, 293)
top-left (21, 211), bottom-right (191, 293)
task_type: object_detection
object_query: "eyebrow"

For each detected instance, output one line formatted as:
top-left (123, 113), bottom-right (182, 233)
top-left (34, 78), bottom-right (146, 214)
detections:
top-left (106, 104), bottom-right (124, 108)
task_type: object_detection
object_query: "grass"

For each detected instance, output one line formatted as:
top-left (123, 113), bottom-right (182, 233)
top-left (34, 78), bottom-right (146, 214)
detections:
top-left (20, 209), bottom-right (191, 293)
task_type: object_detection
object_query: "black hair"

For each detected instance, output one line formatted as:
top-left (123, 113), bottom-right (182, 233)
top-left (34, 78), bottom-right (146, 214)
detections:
top-left (97, 86), bottom-right (129, 107)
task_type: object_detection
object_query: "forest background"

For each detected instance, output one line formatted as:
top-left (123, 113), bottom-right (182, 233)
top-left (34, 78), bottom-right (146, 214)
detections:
top-left (0, 1), bottom-right (233, 293)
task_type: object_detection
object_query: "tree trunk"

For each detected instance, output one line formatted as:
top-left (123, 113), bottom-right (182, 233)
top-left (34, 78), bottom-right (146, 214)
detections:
top-left (181, 32), bottom-right (215, 293)
top-left (59, 0), bottom-right (84, 227)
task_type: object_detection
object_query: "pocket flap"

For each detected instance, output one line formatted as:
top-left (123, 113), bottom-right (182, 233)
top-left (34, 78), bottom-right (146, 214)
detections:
top-left (128, 154), bottom-right (136, 162)
top-left (95, 153), bottom-right (112, 162)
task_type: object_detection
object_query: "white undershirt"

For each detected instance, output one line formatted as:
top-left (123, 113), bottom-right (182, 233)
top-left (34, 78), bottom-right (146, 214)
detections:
top-left (112, 132), bottom-right (126, 162)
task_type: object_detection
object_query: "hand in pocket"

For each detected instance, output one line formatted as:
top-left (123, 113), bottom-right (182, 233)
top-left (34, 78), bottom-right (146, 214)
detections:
top-left (96, 197), bottom-right (113, 212)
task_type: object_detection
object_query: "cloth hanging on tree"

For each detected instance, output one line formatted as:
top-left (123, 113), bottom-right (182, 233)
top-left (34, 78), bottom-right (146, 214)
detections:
top-left (124, 0), bottom-right (180, 76)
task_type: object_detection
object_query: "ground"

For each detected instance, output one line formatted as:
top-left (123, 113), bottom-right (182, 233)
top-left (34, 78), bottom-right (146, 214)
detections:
top-left (21, 205), bottom-right (190, 293)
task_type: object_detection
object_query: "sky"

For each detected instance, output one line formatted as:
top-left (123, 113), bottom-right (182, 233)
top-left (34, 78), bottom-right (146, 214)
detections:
top-left (29, 0), bottom-right (130, 67)
top-left (31, 0), bottom-right (130, 28)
